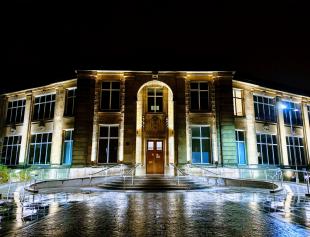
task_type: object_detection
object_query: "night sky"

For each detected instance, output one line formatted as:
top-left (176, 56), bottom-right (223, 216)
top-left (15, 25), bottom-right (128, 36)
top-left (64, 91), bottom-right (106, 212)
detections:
top-left (3, 1), bottom-right (310, 95)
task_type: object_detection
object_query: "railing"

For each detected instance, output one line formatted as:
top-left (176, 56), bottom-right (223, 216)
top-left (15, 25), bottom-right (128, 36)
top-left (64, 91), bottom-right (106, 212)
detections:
top-left (122, 163), bottom-right (141, 185)
top-left (169, 163), bottom-right (188, 185)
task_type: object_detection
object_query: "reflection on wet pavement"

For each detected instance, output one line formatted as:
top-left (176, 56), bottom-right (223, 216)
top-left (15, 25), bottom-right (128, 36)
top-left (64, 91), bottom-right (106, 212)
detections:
top-left (1, 187), bottom-right (310, 236)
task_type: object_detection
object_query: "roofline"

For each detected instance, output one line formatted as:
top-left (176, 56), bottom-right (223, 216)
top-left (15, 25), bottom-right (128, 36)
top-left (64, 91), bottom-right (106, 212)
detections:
top-left (2, 78), bottom-right (77, 97)
top-left (76, 69), bottom-right (236, 74)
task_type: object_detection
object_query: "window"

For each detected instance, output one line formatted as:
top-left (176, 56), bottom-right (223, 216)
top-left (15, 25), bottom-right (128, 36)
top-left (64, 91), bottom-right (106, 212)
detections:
top-left (1, 136), bottom-right (21, 166)
top-left (148, 87), bottom-right (163, 112)
top-left (191, 126), bottom-right (211, 164)
top-left (253, 95), bottom-right (276, 122)
top-left (286, 136), bottom-right (306, 166)
top-left (235, 131), bottom-right (246, 165)
top-left (100, 82), bottom-right (120, 111)
top-left (98, 125), bottom-right (118, 163)
top-left (282, 101), bottom-right (302, 126)
top-left (62, 130), bottom-right (74, 165)
top-left (233, 89), bottom-right (244, 116)
top-left (256, 133), bottom-right (279, 165)
top-left (6, 99), bottom-right (26, 124)
top-left (190, 82), bottom-right (209, 111)
top-left (33, 94), bottom-right (56, 121)
top-left (64, 88), bottom-right (76, 116)
top-left (28, 133), bottom-right (52, 165)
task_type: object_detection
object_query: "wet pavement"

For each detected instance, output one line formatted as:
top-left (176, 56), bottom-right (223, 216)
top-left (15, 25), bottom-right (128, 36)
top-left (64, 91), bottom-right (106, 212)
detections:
top-left (0, 187), bottom-right (310, 236)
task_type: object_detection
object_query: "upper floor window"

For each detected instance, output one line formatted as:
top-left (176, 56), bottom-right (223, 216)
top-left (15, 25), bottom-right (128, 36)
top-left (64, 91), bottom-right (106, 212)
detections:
top-left (33, 94), bottom-right (56, 121)
top-left (1, 135), bottom-right (21, 166)
top-left (28, 133), bottom-right (52, 165)
top-left (257, 133), bottom-right (279, 165)
top-left (282, 101), bottom-right (302, 126)
top-left (190, 82), bottom-right (209, 111)
top-left (148, 87), bottom-right (163, 113)
top-left (254, 95), bottom-right (276, 122)
top-left (191, 126), bottom-right (211, 164)
top-left (307, 105), bottom-right (310, 125)
top-left (233, 89), bottom-right (244, 116)
top-left (100, 82), bottom-right (120, 111)
top-left (64, 88), bottom-right (76, 116)
top-left (6, 99), bottom-right (26, 124)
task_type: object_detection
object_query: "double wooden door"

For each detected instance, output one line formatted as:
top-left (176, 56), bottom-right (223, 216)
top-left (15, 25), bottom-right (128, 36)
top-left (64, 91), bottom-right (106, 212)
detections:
top-left (146, 140), bottom-right (164, 174)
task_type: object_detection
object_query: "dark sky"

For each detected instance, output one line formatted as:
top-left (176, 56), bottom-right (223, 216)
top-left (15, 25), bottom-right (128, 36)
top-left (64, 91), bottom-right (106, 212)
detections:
top-left (3, 1), bottom-right (310, 95)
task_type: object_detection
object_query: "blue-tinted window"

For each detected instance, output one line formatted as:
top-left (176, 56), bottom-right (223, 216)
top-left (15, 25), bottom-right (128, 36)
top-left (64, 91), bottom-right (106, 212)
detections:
top-left (62, 130), bottom-right (74, 165)
top-left (235, 131), bottom-right (246, 165)
top-left (191, 126), bottom-right (211, 164)
top-left (282, 101), bottom-right (302, 126)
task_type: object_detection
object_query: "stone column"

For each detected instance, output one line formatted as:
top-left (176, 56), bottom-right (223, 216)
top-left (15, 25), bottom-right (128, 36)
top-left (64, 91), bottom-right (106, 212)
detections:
top-left (50, 87), bottom-right (65, 165)
top-left (276, 98), bottom-right (289, 166)
top-left (90, 79), bottom-right (100, 164)
top-left (301, 102), bottom-right (310, 164)
top-left (19, 93), bottom-right (32, 165)
top-left (244, 89), bottom-right (258, 165)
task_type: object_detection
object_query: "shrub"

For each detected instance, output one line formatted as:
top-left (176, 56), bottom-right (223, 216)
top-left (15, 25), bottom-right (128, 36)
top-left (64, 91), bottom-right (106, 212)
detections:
top-left (0, 165), bottom-right (10, 184)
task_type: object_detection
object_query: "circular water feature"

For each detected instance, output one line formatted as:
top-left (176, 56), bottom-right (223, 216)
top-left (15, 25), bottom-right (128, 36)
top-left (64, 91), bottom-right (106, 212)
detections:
top-left (0, 187), bottom-right (310, 236)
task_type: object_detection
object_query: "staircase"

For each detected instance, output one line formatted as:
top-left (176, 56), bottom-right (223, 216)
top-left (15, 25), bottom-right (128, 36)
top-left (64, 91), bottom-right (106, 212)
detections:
top-left (97, 175), bottom-right (210, 190)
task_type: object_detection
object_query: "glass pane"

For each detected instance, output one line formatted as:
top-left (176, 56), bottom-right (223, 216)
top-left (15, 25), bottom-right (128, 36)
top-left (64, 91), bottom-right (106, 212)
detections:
top-left (110, 127), bottom-right (119, 137)
top-left (201, 139), bottom-right (210, 163)
top-left (238, 143), bottom-right (246, 165)
top-left (98, 139), bottom-right (108, 163)
top-left (190, 83), bottom-right (198, 89)
top-left (63, 142), bottom-right (73, 165)
top-left (109, 139), bottom-right (118, 163)
top-left (190, 92), bottom-right (199, 110)
top-left (102, 82), bottom-right (110, 89)
top-left (147, 141), bottom-right (154, 150)
top-left (192, 139), bottom-right (201, 164)
top-left (101, 91), bottom-right (110, 109)
top-left (100, 127), bottom-right (109, 137)
top-left (111, 91), bottom-right (120, 110)
top-left (111, 82), bottom-right (120, 89)
top-left (148, 97), bottom-right (154, 112)
top-left (201, 127), bottom-right (210, 138)
top-left (156, 88), bottom-right (163, 96)
top-left (156, 141), bottom-right (163, 151)
top-left (199, 83), bottom-right (208, 90)
top-left (200, 91), bottom-right (209, 110)
top-left (262, 144), bottom-right (268, 164)
top-left (273, 148), bottom-right (279, 165)
top-left (148, 88), bottom-right (155, 96)
top-left (156, 97), bottom-right (163, 112)
top-left (191, 127), bottom-right (200, 137)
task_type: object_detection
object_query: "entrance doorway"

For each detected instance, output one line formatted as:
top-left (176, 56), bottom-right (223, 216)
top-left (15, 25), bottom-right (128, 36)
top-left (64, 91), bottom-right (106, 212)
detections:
top-left (146, 140), bottom-right (164, 174)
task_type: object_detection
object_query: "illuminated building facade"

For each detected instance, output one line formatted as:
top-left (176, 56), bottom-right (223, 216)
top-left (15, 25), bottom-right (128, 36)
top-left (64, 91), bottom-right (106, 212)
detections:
top-left (0, 71), bottom-right (309, 173)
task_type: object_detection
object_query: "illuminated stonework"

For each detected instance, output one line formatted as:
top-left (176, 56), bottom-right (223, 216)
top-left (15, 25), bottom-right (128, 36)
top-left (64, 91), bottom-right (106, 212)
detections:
top-left (0, 71), bottom-right (309, 172)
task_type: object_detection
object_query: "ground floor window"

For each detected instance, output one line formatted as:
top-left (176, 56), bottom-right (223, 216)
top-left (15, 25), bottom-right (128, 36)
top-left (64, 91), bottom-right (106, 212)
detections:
top-left (98, 125), bottom-right (119, 163)
top-left (1, 136), bottom-right (21, 166)
top-left (286, 136), bottom-right (306, 166)
top-left (28, 133), bottom-right (52, 165)
top-left (235, 130), bottom-right (246, 165)
top-left (62, 130), bottom-right (74, 165)
top-left (257, 133), bottom-right (279, 165)
top-left (191, 126), bottom-right (211, 164)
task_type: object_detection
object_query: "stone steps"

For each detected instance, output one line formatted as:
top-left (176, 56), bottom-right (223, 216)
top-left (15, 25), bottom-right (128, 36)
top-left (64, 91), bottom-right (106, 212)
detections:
top-left (97, 175), bottom-right (211, 190)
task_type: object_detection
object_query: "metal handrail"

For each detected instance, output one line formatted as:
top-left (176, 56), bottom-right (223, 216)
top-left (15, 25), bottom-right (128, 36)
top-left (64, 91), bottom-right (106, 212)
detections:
top-left (169, 163), bottom-right (188, 185)
top-left (89, 164), bottom-right (120, 176)
top-left (190, 164), bottom-right (220, 176)
top-left (123, 163), bottom-right (141, 185)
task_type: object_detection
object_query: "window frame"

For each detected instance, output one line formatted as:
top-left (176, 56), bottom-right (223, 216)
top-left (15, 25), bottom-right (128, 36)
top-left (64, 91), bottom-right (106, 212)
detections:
top-left (6, 99), bottom-right (26, 124)
top-left (253, 94), bottom-right (277, 122)
top-left (282, 100), bottom-right (302, 126)
top-left (28, 132), bottom-right (53, 165)
top-left (100, 81), bottom-right (120, 111)
top-left (235, 130), bottom-right (247, 165)
top-left (1, 135), bottom-right (22, 166)
top-left (286, 136), bottom-right (306, 166)
top-left (62, 129), bottom-right (74, 165)
top-left (190, 82), bottom-right (209, 112)
top-left (256, 133), bottom-right (279, 166)
top-left (190, 125), bottom-right (212, 164)
top-left (147, 87), bottom-right (163, 113)
top-left (64, 87), bottom-right (76, 117)
top-left (233, 88), bottom-right (244, 117)
top-left (32, 93), bottom-right (56, 121)
top-left (98, 124), bottom-right (119, 164)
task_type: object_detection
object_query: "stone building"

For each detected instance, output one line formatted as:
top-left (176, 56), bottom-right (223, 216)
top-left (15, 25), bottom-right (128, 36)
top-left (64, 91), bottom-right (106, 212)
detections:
top-left (0, 70), bottom-right (309, 174)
